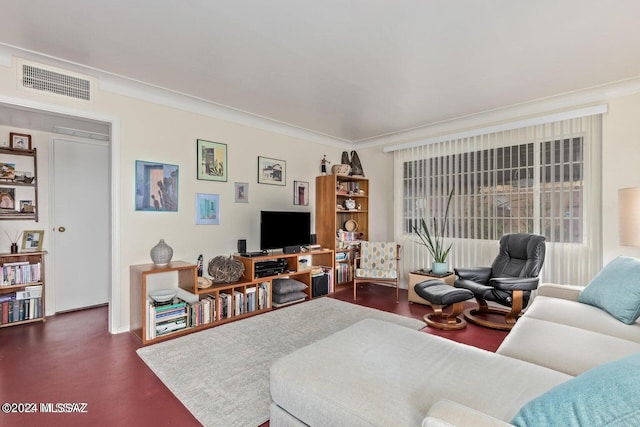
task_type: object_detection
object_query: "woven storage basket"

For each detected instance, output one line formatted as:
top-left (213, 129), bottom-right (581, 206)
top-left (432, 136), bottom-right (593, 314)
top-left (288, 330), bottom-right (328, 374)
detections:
top-left (208, 256), bottom-right (245, 283)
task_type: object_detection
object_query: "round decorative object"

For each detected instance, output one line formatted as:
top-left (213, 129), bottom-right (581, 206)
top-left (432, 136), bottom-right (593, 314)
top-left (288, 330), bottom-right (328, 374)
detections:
top-left (344, 219), bottom-right (358, 232)
top-left (197, 276), bottom-right (213, 289)
top-left (150, 239), bottom-right (173, 265)
top-left (344, 198), bottom-right (356, 210)
top-left (149, 289), bottom-right (177, 303)
top-left (331, 164), bottom-right (351, 175)
top-left (208, 256), bottom-right (245, 283)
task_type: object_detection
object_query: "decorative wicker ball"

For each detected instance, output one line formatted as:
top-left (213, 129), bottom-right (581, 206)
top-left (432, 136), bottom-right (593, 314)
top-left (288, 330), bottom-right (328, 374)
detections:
top-left (208, 256), bottom-right (245, 283)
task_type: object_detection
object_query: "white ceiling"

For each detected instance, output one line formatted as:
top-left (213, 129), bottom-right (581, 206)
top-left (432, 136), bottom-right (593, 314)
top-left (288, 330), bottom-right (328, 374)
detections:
top-left (2, 0), bottom-right (640, 144)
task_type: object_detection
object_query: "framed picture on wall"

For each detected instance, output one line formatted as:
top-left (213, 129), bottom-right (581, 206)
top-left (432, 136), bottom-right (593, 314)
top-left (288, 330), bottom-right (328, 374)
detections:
top-left (293, 180), bottom-right (309, 206)
top-left (10, 133), bottom-right (32, 150)
top-left (197, 139), bottom-right (227, 182)
top-left (234, 182), bottom-right (248, 203)
top-left (135, 160), bottom-right (179, 211)
top-left (258, 156), bottom-right (286, 186)
top-left (196, 193), bottom-right (220, 225)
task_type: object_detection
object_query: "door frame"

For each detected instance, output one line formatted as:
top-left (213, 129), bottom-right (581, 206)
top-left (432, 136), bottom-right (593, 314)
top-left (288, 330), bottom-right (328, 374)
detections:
top-left (0, 94), bottom-right (122, 334)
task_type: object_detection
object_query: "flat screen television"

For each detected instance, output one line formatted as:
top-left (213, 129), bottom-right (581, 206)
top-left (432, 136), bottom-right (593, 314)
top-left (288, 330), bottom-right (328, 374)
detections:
top-left (260, 210), bottom-right (311, 251)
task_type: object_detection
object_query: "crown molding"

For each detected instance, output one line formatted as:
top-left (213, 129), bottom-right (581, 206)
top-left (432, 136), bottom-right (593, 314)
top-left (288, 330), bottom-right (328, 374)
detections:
top-left (364, 76), bottom-right (640, 151)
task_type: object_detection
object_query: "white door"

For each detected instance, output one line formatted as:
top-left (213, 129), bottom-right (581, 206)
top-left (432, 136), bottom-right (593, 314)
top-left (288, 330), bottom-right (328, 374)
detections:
top-left (53, 138), bottom-right (110, 312)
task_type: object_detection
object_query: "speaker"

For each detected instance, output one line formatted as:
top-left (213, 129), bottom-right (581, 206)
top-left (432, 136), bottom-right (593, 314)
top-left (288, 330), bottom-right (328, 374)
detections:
top-left (237, 239), bottom-right (247, 254)
top-left (310, 234), bottom-right (317, 245)
top-left (283, 245), bottom-right (301, 254)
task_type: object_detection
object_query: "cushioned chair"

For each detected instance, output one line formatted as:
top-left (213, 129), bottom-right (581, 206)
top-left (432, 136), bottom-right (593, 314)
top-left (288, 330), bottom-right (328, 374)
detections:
top-left (354, 241), bottom-right (400, 302)
top-left (454, 233), bottom-right (546, 330)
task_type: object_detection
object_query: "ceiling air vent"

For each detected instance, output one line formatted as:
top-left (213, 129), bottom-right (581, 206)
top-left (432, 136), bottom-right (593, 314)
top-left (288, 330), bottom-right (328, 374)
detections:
top-left (19, 61), bottom-right (92, 102)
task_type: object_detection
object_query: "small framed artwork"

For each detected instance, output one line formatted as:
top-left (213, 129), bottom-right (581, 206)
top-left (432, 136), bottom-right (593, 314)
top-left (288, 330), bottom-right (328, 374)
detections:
top-left (294, 180), bottom-right (309, 206)
top-left (20, 200), bottom-right (34, 213)
top-left (10, 133), bottom-right (32, 150)
top-left (135, 160), bottom-right (179, 212)
top-left (258, 156), bottom-right (286, 186)
top-left (234, 182), bottom-right (248, 203)
top-left (0, 163), bottom-right (15, 181)
top-left (0, 188), bottom-right (15, 210)
top-left (197, 139), bottom-right (227, 182)
top-left (22, 229), bottom-right (44, 251)
top-left (196, 193), bottom-right (220, 225)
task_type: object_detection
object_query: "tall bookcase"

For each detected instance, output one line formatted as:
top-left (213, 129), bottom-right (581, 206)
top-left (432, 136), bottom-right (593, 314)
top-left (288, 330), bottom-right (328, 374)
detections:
top-left (130, 249), bottom-right (334, 345)
top-left (316, 174), bottom-right (369, 286)
top-left (0, 251), bottom-right (46, 327)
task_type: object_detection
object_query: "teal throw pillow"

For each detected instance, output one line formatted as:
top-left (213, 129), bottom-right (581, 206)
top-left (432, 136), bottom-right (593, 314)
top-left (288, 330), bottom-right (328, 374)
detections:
top-left (511, 352), bottom-right (640, 426)
top-left (578, 256), bottom-right (640, 324)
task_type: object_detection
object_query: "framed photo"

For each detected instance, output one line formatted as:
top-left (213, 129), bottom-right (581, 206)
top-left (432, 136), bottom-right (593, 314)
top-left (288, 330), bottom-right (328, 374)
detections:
top-left (22, 229), bottom-right (44, 251)
top-left (197, 139), bottom-right (227, 182)
top-left (135, 160), bottom-right (179, 212)
top-left (196, 193), bottom-right (220, 225)
top-left (234, 182), bottom-right (248, 203)
top-left (0, 187), bottom-right (15, 210)
top-left (258, 156), bottom-right (286, 186)
top-left (20, 200), bottom-right (34, 213)
top-left (10, 133), bottom-right (32, 150)
top-left (293, 180), bottom-right (309, 206)
top-left (0, 163), bottom-right (15, 181)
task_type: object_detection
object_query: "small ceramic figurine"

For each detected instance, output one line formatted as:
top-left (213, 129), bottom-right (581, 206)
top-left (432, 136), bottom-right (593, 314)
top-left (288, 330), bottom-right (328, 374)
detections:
top-left (321, 155), bottom-right (330, 175)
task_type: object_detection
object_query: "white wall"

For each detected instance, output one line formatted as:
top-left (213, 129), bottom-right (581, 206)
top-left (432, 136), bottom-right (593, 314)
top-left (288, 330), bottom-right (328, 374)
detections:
top-left (0, 55), bottom-right (349, 332)
top-left (602, 93), bottom-right (640, 263)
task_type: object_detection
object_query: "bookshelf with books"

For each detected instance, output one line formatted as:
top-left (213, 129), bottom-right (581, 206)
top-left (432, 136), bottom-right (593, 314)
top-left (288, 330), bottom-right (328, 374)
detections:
top-left (0, 251), bottom-right (46, 327)
top-left (131, 249), bottom-right (335, 345)
top-left (316, 174), bottom-right (368, 287)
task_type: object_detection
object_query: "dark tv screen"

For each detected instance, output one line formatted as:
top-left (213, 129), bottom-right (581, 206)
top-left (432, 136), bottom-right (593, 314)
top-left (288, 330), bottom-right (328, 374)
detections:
top-left (260, 211), bottom-right (311, 250)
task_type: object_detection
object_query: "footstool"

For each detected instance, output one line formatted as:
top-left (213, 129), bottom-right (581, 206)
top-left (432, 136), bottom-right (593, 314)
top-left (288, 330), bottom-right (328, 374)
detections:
top-left (414, 279), bottom-right (474, 330)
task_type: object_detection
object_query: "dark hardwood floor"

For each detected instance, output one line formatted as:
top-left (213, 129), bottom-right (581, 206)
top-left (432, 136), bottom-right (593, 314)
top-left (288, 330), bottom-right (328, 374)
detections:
top-left (0, 284), bottom-right (507, 427)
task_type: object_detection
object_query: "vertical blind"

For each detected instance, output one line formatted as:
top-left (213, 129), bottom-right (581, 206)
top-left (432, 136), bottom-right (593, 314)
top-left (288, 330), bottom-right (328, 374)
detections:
top-left (394, 114), bottom-right (602, 286)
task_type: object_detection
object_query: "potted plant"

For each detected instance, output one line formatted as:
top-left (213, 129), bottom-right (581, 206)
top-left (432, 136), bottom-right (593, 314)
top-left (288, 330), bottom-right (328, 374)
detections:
top-left (412, 189), bottom-right (454, 275)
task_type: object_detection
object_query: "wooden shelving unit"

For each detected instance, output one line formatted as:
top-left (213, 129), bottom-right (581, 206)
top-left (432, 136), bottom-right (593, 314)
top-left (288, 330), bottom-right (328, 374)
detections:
top-left (0, 251), bottom-right (46, 327)
top-left (0, 147), bottom-right (39, 222)
top-left (316, 174), bottom-right (369, 286)
top-left (130, 249), bottom-right (334, 345)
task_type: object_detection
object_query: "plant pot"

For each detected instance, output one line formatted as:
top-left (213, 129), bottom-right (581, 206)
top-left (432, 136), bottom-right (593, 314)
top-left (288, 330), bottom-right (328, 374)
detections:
top-left (431, 262), bottom-right (449, 275)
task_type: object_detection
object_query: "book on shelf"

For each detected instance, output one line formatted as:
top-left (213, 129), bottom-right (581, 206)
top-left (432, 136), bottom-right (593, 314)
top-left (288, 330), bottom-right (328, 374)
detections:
top-left (156, 317), bottom-right (187, 336)
top-left (0, 294), bottom-right (42, 324)
top-left (246, 286), bottom-right (257, 313)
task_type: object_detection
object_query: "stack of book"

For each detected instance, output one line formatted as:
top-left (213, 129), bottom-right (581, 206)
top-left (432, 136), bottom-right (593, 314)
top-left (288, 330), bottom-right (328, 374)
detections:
top-left (146, 297), bottom-right (188, 340)
top-left (0, 285), bottom-right (42, 324)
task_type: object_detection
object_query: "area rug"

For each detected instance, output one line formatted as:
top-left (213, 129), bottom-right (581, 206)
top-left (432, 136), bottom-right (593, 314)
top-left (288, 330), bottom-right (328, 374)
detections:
top-left (137, 297), bottom-right (425, 427)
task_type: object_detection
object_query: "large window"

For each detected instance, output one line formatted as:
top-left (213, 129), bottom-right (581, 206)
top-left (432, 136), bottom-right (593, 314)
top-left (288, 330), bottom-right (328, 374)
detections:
top-left (393, 113), bottom-right (602, 286)
top-left (403, 137), bottom-right (583, 243)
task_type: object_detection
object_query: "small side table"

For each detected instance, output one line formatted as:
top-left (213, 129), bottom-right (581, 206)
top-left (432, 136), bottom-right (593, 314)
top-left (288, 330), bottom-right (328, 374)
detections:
top-left (408, 270), bottom-right (456, 306)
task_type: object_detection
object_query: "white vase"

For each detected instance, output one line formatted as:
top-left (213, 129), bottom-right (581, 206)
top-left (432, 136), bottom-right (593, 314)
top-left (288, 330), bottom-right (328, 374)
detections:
top-left (431, 262), bottom-right (449, 275)
top-left (150, 239), bottom-right (173, 265)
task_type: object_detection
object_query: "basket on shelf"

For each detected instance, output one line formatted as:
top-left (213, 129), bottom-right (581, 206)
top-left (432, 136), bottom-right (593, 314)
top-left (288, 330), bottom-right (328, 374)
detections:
top-left (331, 164), bottom-right (351, 175)
top-left (208, 256), bottom-right (245, 283)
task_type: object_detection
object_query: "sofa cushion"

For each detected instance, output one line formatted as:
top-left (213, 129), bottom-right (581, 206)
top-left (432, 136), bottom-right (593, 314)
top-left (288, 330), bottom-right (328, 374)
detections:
top-left (523, 295), bottom-right (640, 343)
top-left (272, 278), bottom-right (308, 295)
top-left (578, 256), bottom-right (640, 324)
top-left (511, 352), bottom-right (640, 426)
top-left (497, 317), bottom-right (640, 376)
top-left (270, 319), bottom-right (571, 426)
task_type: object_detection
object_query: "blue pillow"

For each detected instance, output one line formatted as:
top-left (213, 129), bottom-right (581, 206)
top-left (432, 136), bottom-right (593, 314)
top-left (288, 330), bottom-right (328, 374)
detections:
top-left (511, 352), bottom-right (640, 426)
top-left (578, 256), bottom-right (640, 324)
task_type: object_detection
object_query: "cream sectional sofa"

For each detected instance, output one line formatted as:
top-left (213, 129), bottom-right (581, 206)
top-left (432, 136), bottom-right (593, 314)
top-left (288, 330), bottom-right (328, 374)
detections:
top-left (270, 268), bottom-right (640, 426)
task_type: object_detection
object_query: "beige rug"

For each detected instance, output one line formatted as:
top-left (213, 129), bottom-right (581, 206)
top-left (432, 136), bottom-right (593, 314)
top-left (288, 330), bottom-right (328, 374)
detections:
top-left (137, 297), bottom-right (425, 427)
